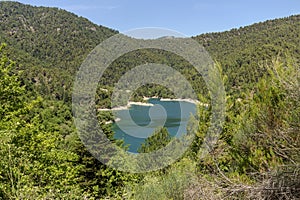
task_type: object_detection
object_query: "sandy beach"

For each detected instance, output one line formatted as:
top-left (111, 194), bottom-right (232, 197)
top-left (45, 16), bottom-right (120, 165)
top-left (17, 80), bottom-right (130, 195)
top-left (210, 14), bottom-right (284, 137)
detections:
top-left (98, 101), bottom-right (154, 111)
top-left (98, 97), bottom-right (207, 112)
top-left (159, 98), bottom-right (200, 104)
top-left (128, 101), bottom-right (154, 106)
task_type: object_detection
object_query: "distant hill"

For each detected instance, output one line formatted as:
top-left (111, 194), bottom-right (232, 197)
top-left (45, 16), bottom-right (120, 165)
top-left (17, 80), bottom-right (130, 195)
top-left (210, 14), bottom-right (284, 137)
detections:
top-left (1, 1), bottom-right (299, 101)
top-left (0, 1), bottom-right (117, 101)
top-left (194, 15), bottom-right (300, 89)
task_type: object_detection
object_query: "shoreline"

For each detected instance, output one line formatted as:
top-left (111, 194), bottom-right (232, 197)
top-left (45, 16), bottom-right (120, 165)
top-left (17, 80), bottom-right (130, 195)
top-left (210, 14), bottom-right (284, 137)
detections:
top-left (104, 117), bottom-right (121, 125)
top-left (98, 97), bottom-right (206, 112)
top-left (98, 101), bottom-right (154, 112)
top-left (150, 97), bottom-right (209, 107)
top-left (128, 101), bottom-right (154, 107)
top-left (159, 98), bottom-right (200, 104)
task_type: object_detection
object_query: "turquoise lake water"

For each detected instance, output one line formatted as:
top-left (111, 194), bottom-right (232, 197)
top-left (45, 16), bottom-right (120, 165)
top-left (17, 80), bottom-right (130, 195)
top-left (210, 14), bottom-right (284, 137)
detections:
top-left (112, 98), bottom-right (197, 152)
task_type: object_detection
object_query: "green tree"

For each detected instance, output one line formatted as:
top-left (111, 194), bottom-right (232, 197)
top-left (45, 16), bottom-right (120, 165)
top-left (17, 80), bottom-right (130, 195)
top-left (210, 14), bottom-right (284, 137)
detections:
top-left (138, 127), bottom-right (171, 153)
top-left (0, 44), bottom-right (25, 120)
top-left (0, 44), bottom-right (83, 199)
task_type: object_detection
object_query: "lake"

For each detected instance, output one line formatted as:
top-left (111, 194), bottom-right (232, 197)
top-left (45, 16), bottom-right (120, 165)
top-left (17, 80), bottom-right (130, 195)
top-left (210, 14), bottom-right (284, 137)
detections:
top-left (112, 98), bottom-right (197, 152)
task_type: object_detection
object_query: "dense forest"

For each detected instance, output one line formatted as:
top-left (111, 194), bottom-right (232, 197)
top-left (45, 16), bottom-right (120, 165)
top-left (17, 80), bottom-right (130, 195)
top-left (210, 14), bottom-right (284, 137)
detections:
top-left (0, 1), bottom-right (299, 199)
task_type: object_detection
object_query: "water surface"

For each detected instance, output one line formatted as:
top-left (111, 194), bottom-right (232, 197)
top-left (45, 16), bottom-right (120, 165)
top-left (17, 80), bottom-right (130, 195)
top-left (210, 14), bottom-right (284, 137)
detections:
top-left (112, 98), bottom-right (196, 152)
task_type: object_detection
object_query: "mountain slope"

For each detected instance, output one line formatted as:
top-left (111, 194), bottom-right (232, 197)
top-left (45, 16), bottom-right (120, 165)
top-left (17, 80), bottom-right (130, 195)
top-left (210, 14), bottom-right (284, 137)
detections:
top-left (194, 15), bottom-right (300, 89)
top-left (0, 1), bottom-right (117, 68)
top-left (0, 1), bottom-right (118, 101)
top-left (0, 1), bottom-right (299, 99)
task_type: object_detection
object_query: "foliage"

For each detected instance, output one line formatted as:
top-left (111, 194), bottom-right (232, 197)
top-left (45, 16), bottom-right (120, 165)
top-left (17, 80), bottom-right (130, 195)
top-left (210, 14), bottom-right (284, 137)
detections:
top-left (0, 44), bottom-right (137, 199)
top-left (131, 158), bottom-right (198, 200)
top-left (189, 57), bottom-right (300, 199)
top-left (0, 2), bottom-right (300, 199)
top-left (138, 127), bottom-right (171, 153)
top-left (0, 44), bottom-right (84, 199)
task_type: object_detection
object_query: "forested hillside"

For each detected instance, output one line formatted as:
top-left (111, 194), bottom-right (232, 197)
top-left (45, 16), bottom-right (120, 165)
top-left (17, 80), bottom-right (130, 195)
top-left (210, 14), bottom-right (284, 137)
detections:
top-left (0, 1), bottom-right (299, 199)
top-left (1, 2), bottom-right (300, 100)
top-left (0, 1), bottom-right (118, 102)
top-left (195, 14), bottom-right (300, 90)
